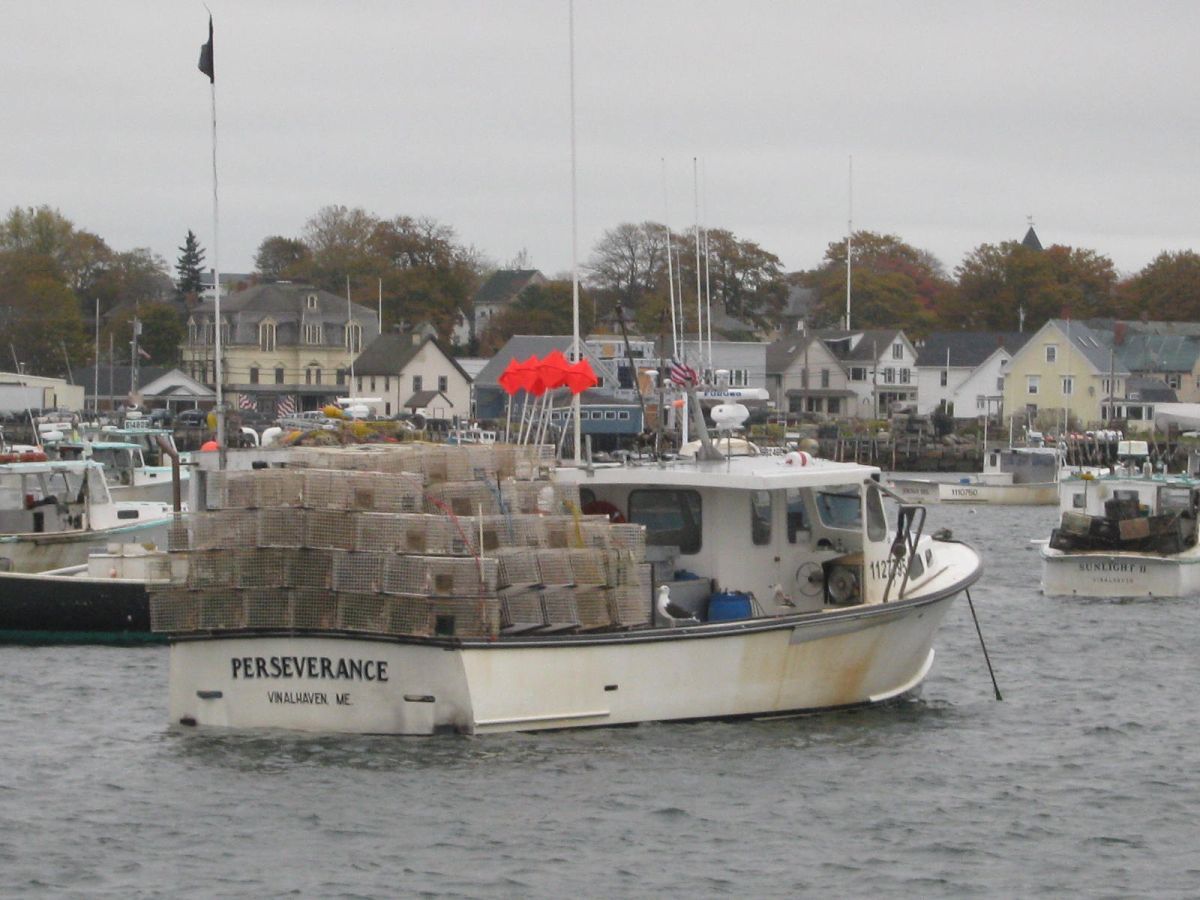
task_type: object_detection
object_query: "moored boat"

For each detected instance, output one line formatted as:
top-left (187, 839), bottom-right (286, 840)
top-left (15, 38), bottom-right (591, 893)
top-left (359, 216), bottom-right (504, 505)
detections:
top-left (1041, 471), bottom-right (1200, 597)
top-left (0, 459), bottom-right (175, 573)
top-left (0, 542), bottom-right (175, 644)
top-left (155, 441), bottom-right (983, 735)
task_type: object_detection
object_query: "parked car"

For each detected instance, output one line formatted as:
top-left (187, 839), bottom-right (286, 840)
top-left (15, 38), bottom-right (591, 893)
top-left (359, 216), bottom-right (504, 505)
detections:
top-left (148, 408), bottom-right (174, 426)
top-left (176, 408), bottom-right (208, 427)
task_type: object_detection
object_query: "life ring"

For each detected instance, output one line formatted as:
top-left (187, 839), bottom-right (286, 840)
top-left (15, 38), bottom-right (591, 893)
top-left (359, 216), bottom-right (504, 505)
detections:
top-left (582, 499), bottom-right (626, 523)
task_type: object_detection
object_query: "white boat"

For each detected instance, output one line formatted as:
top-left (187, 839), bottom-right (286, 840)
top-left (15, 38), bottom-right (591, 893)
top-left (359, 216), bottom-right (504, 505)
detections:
top-left (0, 459), bottom-right (176, 573)
top-left (86, 440), bottom-right (188, 503)
top-left (155, 441), bottom-right (982, 735)
top-left (893, 446), bottom-right (1063, 505)
top-left (1041, 471), bottom-right (1200, 598)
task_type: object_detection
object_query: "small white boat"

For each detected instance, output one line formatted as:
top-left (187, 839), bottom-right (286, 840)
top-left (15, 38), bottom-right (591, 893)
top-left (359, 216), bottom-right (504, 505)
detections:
top-left (156, 441), bottom-right (983, 736)
top-left (86, 440), bottom-right (188, 503)
top-left (1041, 471), bottom-right (1200, 598)
top-left (0, 459), bottom-right (176, 573)
top-left (893, 446), bottom-right (1064, 506)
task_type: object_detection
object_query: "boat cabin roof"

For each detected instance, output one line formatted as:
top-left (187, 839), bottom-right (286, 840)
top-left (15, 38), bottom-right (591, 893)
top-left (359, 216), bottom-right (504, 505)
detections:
top-left (555, 454), bottom-right (880, 491)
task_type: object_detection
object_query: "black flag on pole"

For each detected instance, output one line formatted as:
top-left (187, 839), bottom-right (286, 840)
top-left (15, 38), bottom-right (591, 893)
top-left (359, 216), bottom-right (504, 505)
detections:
top-left (198, 15), bottom-right (214, 82)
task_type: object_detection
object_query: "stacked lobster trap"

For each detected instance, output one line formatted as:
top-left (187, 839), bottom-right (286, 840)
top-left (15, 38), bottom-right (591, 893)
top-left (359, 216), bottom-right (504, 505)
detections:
top-left (150, 444), bottom-right (651, 640)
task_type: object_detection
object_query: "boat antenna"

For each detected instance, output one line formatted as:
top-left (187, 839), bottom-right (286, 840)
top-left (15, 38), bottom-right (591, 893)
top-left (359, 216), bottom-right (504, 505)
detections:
top-left (844, 154), bottom-right (853, 331)
top-left (693, 157), bottom-right (703, 381)
top-left (569, 0), bottom-right (581, 463)
top-left (701, 158), bottom-right (713, 373)
top-left (662, 158), bottom-right (678, 360)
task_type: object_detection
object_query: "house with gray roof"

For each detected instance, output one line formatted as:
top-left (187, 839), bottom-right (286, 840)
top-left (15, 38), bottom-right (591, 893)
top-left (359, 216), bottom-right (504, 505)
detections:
top-left (472, 269), bottom-right (546, 341)
top-left (914, 331), bottom-right (1029, 419)
top-left (817, 329), bottom-right (918, 417)
top-left (765, 333), bottom-right (855, 417)
top-left (181, 282), bottom-right (381, 415)
top-left (350, 329), bottom-right (471, 420)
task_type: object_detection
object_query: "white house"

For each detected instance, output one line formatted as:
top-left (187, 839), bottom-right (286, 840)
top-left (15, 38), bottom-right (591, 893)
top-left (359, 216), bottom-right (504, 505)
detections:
top-left (914, 332), bottom-right (1029, 420)
top-left (351, 328), bottom-right (472, 420)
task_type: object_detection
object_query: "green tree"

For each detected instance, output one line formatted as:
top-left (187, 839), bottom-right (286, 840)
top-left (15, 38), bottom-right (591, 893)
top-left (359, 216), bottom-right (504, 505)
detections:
top-left (809, 231), bottom-right (949, 334)
top-left (478, 281), bottom-right (593, 355)
top-left (0, 250), bottom-right (89, 377)
top-left (254, 235), bottom-right (310, 281)
top-left (175, 230), bottom-right (206, 296)
top-left (950, 241), bottom-right (1118, 331)
top-left (105, 302), bottom-right (186, 366)
top-left (1117, 250), bottom-right (1200, 320)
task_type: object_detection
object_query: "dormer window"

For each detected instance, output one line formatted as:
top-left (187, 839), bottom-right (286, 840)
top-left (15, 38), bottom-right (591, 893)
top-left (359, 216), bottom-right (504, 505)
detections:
top-left (303, 323), bottom-right (323, 344)
top-left (345, 321), bottom-right (362, 353)
top-left (307, 294), bottom-right (318, 310)
top-left (187, 317), bottom-right (198, 345)
top-left (259, 320), bottom-right (276, 352)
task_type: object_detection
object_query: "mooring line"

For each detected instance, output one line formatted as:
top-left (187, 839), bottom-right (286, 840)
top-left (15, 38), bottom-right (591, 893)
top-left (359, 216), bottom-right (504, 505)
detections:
top-left (966, 588), bottom-right (1002, 701)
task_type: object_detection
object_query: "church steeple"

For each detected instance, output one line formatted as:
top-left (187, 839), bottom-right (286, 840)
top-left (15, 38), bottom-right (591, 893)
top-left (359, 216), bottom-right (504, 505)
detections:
top-left (1021, 215), bottom-right (1043, 251)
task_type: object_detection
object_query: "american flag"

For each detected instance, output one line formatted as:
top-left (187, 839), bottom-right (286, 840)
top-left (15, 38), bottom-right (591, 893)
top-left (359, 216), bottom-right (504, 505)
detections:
top-left (238, 394), bottom-right (256, 410)
top-left (275, 395), bottom-right (296, 417)
top-left (668, 359), bottom-right (699, 387)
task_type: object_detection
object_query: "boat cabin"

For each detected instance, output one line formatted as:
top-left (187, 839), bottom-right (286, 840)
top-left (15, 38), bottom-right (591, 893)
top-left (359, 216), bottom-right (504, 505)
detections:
top-left (0, 461), bottom-right (108, 536)
top-left (1052, 474), bottom-right (1200, 554)
top-left (559, 455), bottom-right (934, 620)
top-left (980, 446), bottom-right (1062, 486)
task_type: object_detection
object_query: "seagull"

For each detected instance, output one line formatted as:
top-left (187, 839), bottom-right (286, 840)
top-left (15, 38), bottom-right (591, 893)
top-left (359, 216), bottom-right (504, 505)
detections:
top-left (656, 584), bottom-right (698, 626)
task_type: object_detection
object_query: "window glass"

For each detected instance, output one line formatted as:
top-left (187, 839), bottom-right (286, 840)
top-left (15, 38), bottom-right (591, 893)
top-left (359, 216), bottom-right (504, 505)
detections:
top-left (786, 488), bottom-right (810, 543)
top-left (629, 489), bottom-right (702, 554)
top-left (865, 483), bottom-right (887, 541)
top-left (815, 484), bottom-right (862, 529)
top-left (750, 491), bottom-right (772, 545)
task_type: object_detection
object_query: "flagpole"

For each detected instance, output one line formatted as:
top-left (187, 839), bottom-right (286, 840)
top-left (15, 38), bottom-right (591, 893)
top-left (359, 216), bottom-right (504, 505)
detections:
top-left (347, 275), bottom-right (355, 389)
top-left (569, 0), bottom-right (581, 464)
top-left (93, 298), bottom-right (99, 415)
top-left (204, 15), bottom-right (225, 463)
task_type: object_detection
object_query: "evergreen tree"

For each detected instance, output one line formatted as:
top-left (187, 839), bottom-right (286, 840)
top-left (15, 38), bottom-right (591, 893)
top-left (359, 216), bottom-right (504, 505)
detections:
top-left (175, 230), bottom-right (206, 296)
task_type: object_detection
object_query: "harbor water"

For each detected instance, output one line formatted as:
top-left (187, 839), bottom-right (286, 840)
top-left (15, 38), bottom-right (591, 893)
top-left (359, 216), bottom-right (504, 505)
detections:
top-left (2, 502), bottom-right (1199, 897)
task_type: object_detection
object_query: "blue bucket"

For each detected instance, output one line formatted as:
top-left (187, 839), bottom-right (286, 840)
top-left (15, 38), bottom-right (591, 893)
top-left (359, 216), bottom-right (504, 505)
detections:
top-left (707, 591), bottom-right (752, 621)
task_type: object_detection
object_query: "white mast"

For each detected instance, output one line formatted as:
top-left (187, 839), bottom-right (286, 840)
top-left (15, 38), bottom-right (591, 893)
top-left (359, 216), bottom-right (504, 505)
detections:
top-left (844, 154), bottom-right (853, 331)
top-left (346, 275), bottom-right (355, 389)
top-left (569, 0), bottom-right (581, 463)
top-left (662, 158), bottom-right (678, 359)
top-left (378, 277), bottom-right (383, 334)
top-left (693, 157), bottom-right (702, 378)
top-left (701, 158), bottom-right (712, 372)
top-left (93, 297), bottom-right (99, 415)
top-left (199, 12), bottom-right (224, 457)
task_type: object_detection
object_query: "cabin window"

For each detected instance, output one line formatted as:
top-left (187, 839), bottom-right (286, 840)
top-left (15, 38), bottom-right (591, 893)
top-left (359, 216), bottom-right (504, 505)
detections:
top-left (815, 485), bottom-right (862, 530)
top-left (785, 488), bottom-right (811, 543)
top-left (750, 491), bottom-right (772, 545)
top-left (628, 489), bottom-right (701, 555)
top-left (866, 483), bottom-right (887, 542)
top-left (1073, 492), bottom-right (1086, 509)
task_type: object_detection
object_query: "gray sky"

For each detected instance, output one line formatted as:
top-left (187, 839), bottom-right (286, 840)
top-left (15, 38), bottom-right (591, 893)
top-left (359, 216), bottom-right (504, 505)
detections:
top-left (3, 1), bottom-right (1199, 282)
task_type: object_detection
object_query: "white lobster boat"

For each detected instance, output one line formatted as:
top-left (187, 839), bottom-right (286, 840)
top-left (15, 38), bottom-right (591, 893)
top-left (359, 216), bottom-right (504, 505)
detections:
top-left (157, 441), bottom-right (982, 735)
top-left (891, 446), bottom-right (1062, 506)
top-left (0, 459), bottom-right (176, 573)
top-left (1041, 471), bottom-right (1200, 598)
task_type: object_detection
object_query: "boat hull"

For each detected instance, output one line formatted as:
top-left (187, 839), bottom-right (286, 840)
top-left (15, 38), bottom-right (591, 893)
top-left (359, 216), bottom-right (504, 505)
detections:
top-left (0, 569), bottom-right (161, 644)
top-left (167, 592), bottom-right (957, 735)
top-left (939, 480), bottom-right (1057, 505)
top-left (1040, 546), bottom-right (1200, 598)
top-left (0, 519), bottom-right (172, 573)
top-left (887, 478), bottom-right (941, 504)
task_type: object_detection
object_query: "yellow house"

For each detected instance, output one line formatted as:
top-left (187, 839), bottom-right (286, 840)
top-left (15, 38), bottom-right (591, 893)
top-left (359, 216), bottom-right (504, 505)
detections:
top-left (1002, 319), bottom-right (1128, 432)
top-left (181, 282), bottom-right (381, 415)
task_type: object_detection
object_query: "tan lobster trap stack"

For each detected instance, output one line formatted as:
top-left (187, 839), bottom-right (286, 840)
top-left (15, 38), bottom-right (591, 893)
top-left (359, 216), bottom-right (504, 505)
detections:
top-left (151, 444), bottom-right (650, 640)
